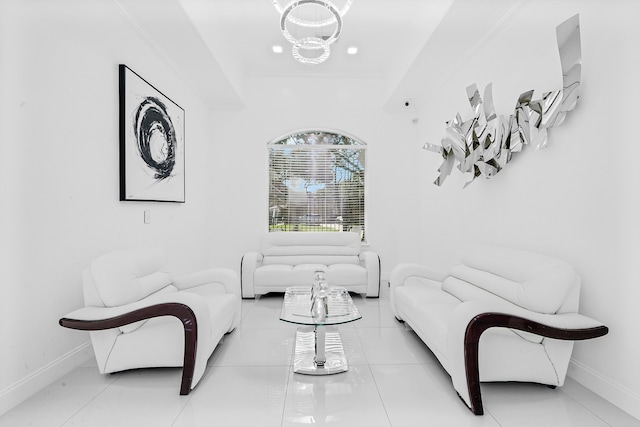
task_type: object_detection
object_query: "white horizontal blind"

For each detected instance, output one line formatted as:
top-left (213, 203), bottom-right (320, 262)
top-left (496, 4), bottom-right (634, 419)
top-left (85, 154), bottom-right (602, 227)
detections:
top-left (268, 132), bottom-right (366, 240)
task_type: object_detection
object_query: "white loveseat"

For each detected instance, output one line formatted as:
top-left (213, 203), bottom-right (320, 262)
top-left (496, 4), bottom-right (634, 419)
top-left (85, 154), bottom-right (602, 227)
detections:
top-left (60, 246), bottom-right (241, 395)
top-left (390, 245), bottom-right (608, 415)
top-left (241, 231), bottom-right (380, 298)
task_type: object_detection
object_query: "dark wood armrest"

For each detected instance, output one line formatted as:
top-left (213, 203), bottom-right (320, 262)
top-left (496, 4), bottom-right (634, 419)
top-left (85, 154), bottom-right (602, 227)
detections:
top-left (366, 253), bottom-right (381, 298)
top-left (59, 303), bottom-right (198, 395)
top-left (463, 312), bottom-right (608, 415)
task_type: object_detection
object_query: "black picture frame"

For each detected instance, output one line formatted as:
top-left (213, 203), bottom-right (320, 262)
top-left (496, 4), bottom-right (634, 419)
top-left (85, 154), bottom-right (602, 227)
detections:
top-left (119, 64), bottom-right (185, 202)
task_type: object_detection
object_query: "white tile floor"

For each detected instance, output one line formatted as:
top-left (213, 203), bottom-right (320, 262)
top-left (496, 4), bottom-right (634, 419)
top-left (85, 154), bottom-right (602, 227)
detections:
top-left (2, 287), bottom-right (638, 427)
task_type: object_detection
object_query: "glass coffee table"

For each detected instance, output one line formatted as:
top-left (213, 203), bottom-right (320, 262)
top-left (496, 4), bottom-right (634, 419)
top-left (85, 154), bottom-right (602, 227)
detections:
top-left (280, 286), bottom-right (361, 375)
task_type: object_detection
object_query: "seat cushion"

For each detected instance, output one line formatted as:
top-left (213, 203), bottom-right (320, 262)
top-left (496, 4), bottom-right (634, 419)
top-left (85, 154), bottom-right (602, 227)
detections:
top-left (326, 264), bottom-right (367, 286)
top-left (263, 255), bottom-right (359, 266)
top-left (394, 285), bottom-right (461, 363)
top-left (394, 284), bottom-right (548, 374)
top-left (183, 284), bottom-right (237, 345)
top-left (254, 263), bottom-right (368, 289)
top-left (254, 264), bottom-right (327, 287)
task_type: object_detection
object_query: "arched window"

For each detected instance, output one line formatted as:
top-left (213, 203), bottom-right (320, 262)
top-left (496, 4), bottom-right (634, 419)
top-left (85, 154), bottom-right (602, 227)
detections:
top-left (268, 130), bottom-right (366, 241)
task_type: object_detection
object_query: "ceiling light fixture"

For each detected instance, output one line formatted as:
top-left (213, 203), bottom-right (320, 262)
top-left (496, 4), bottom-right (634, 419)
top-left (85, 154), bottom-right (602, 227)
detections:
top-left (347, 46), bottom-right (358, 55)
top-left (272, 0), bottom-right (353, 65)
top-left (272, 45), bottom-right (284, 53)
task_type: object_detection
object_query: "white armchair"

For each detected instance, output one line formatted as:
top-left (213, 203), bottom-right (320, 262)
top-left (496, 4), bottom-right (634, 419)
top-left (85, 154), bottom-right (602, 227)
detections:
top-left (390, 245), bottom-right (608, 415)
top-left (59, 246), bottom-right (241, 395)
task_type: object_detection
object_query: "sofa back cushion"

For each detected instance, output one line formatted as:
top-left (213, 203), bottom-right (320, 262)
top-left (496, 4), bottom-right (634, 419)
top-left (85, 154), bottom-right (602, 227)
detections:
top-left (261, 232), bottom-right (361, 266)
top-left (442, 245), bottom-right (579, 314)
top-left (89, 246), bottom-right (174, 307)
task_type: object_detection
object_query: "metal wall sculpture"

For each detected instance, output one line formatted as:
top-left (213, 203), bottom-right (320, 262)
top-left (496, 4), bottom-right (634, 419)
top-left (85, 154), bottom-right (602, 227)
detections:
top-left (424, 14), bottom-right (581, 188)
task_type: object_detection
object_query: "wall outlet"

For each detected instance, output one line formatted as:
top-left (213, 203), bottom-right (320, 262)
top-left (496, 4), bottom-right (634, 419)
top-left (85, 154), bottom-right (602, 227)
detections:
top-left (144, 210), bottom-right (151, 224)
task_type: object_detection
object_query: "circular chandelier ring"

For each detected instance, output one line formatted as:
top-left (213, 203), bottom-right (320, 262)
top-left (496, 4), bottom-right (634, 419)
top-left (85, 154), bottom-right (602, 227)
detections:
top-left (272, 0), bottom-right (352, 28)
top-left (292, 37), bottom-right (331, 64)
top-left (280, 0), bottom-right (342, 46)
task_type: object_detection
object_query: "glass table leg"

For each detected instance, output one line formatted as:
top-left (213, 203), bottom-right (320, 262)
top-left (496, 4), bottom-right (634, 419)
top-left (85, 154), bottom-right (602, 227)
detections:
top-left (314, 325), bottom-right (326, 367)
top-left (293, 325), bottom-right (348, 375)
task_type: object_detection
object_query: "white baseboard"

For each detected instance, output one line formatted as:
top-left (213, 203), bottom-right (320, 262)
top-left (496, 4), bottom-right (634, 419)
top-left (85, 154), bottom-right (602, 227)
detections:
top-left (0, 341), bottom-right (93, 416)
top-left (568, 358), bottom-right (640, 420)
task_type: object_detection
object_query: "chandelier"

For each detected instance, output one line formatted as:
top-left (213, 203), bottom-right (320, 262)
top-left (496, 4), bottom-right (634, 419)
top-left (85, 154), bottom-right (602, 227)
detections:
top-left (272, 0), bottom-right (353, 65)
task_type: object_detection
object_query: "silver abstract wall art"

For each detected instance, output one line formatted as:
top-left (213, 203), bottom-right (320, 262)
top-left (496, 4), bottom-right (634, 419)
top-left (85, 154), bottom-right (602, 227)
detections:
top-left (424, 14), bottom-right (581, 188)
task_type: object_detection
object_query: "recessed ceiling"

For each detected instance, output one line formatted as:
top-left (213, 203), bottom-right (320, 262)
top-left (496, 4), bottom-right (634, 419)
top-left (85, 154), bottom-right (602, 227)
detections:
top-left (178, 0), bottom-right (455, 80)
top-left (113, 0), bottom-right (525, 110)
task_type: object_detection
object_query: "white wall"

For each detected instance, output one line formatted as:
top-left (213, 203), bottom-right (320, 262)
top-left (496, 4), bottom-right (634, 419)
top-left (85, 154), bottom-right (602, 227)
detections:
top-left (414, 0), bottom-right (640, 418)
top-left (206, 75), bottom-right (423, 278)
top-left (0, 0), bottom-right (218, 414)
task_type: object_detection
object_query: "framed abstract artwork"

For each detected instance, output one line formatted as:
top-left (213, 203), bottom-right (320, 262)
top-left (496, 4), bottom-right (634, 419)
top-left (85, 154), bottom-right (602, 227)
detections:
top-left (119, 64), bottom-right (185, 202)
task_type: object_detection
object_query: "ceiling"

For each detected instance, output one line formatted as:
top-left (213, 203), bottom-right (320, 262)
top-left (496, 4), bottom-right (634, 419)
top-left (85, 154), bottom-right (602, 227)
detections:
top-left (178, 0), bottom-right (455, 80)
top-left (113, 0), bottom-right (525, 110)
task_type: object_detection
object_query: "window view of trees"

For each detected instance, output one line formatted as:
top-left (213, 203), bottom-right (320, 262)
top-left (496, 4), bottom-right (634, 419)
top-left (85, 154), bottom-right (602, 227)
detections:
top-left (268, 131), bottom-right (366, 240)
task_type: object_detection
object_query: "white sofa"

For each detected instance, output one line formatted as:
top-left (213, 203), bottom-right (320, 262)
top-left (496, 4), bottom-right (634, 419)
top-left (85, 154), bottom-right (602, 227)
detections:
top-left (390, 245), bottom-right (608, 415)
top-left (60, 246), bottom-right (241, 395)
top-left (241, 231), bottom-right (380, 298)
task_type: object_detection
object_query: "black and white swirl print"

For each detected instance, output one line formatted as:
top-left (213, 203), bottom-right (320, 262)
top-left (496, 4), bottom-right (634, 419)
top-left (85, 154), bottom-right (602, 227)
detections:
top-left (133, 96), bottom-right (177, 180)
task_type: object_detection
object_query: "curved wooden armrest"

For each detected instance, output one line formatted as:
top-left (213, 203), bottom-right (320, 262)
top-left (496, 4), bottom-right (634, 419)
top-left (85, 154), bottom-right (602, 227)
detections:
top-left (463, 312), bottom-right (608, 415)
top-left (360, 251), bottom-right (381, 298)
top-left (59, 303), bottom-right (198, 395)
top-left (240, 252), bottom-right (263, 299)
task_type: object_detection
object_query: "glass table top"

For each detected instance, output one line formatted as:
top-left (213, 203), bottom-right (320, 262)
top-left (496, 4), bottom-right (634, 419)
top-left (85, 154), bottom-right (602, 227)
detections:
top-left (280, 286), bottom-right (362, 326)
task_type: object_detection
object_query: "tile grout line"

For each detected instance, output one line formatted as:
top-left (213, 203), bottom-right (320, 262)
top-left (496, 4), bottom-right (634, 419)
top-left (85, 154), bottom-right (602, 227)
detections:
top-left (481, 399), bottom-right (505, 427)
top-left (168, 383), bottom-right (197, 427)
top-left (558, 386), bottom-right (615, 427)
top-left (59, 368), bottom-right (120, 427)
top-left (366, 364), bottom-right (394, 427)
top-left (279, 354), bottom-right (294, 427)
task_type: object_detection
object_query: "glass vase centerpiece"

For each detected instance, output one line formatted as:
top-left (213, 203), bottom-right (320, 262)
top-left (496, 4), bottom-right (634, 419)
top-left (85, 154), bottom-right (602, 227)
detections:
top-left (311, 270), bottom-right (329, 320)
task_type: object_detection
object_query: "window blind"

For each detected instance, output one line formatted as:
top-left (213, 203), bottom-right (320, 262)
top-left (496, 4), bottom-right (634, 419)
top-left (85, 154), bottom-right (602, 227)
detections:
top-left (268, 132), bottom-right (366, 240)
